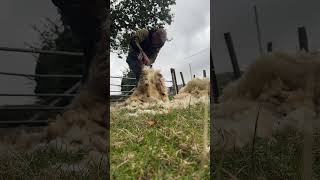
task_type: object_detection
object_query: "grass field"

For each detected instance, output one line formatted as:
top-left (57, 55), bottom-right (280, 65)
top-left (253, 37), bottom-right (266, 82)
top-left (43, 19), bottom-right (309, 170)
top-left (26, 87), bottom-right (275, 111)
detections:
top-left (0, 143), bottom-right (107, 179)
top-left (110, 102), bottom-right (210, 179)
top-left (212, 125), bottom-right (320, 179)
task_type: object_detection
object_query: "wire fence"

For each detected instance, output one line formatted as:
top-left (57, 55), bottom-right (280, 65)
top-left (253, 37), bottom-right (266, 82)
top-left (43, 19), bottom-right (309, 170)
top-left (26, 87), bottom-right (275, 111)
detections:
top-left (110, 67), bottom-right (209, 103)
top-left (0, 46), bottom-right (178, 121)
top-left (0, 47), bottom-right (83, 126)
top-left (110, 75), bottom-right (174, 103)
top-left (0, 46), bottom-right (210, 126)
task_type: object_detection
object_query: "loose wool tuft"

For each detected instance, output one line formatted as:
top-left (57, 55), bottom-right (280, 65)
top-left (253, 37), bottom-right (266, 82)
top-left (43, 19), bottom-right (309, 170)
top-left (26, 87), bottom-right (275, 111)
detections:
top-left (213, 52), bottom-right (320, 150)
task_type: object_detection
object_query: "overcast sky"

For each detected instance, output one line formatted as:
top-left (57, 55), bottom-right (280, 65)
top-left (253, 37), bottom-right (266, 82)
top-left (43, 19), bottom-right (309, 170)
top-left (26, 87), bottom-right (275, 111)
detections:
top-left (212, 0), bottom-right (320, 73)
top-left (110, 0), bottom-right (211, 95)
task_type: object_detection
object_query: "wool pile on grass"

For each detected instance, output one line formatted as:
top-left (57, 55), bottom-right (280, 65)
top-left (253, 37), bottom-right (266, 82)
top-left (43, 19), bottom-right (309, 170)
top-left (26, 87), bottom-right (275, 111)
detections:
top-left (213, 52), bottom-right (320, 150)
top-left (46, 89), bottom-right (107, 154)
top-left (112, 67), bottom-right (169, 115)
top-left (0, 60), bottom-right (108, 170)
top-left (112, 68), bottom-right (210, 116)
top-left (170, 77), bottom-right (210, 109)
top-left (46, 60), bottom-right (108, 166)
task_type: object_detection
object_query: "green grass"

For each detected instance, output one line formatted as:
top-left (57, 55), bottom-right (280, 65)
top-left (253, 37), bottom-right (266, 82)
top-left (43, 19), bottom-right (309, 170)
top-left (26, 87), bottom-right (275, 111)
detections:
top-left (0, 144), bottom-right (107, 180)
top-left (212, 128), bottom-right (320, 179)
top-left (111, 103), bottom-right (210, 179)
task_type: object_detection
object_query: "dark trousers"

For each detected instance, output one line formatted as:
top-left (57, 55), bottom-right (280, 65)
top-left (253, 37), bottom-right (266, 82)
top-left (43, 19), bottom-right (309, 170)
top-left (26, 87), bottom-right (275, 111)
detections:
top-left (126, 55), bottom-right (142, 86)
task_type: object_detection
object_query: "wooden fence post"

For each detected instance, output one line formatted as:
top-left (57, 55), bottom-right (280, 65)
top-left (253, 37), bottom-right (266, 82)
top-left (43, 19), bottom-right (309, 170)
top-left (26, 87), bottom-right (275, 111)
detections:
top-left (180, 72), bottom-right (186, 87)
top-left (254, 5), bottom-right (263, 55)
top-left (210, 51), bottom-right (219, 103)
top-left (203, 70), bottom-right (207, 78)
top-left (224, 32), bottom-right (241, 79)
top-left (170, 68), bottom-right (179, 95)
top-left (267, 42), bottom-right (272, 52)
top-left (298, 26), bottom-right (309, 52)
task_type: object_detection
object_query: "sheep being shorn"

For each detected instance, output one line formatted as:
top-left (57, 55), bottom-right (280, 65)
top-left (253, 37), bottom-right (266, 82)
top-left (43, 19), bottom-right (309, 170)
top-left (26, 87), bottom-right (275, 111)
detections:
top-left (128, 67), bottom-right (168, 103)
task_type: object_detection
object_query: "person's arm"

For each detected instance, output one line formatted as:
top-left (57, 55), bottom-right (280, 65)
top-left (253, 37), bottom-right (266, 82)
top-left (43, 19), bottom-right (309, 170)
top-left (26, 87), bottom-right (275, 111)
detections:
top-left (130, 29), bottom-right (149, 53)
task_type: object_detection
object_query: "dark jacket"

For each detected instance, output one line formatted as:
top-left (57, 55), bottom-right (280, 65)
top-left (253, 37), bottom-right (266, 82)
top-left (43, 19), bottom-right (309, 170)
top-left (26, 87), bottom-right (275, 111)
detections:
top-left (129, 28), bottom-right (164, 64)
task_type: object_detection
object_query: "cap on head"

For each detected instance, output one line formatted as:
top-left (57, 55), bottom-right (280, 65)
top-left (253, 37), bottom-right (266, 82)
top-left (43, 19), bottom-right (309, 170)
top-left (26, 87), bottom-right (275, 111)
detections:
top-left (155, 28), bottom-right (167, 43)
